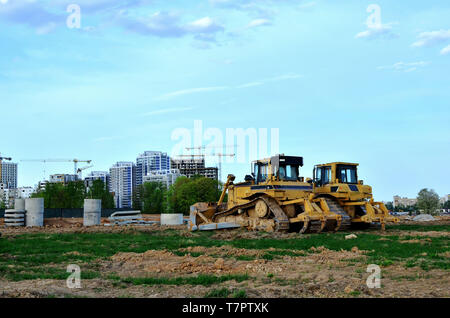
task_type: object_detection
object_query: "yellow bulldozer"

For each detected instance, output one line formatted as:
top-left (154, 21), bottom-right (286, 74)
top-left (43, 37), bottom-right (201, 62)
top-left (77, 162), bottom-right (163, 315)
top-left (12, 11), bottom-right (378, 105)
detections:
top-left (312, 162), bottom-right (398, 230)
top-left (188, 154), bottom-right (398, 234)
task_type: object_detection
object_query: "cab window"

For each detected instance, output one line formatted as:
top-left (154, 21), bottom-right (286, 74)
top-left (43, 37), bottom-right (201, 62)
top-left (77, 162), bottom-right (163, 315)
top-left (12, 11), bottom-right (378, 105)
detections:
top-left (337, 165), bottom-right (357, 184)
top-left (254, 163), bottom-right (268, 184)
top-left (315, 166), bottom-right (331, 186)
top-left (279, 164), bottom-right (298, 181)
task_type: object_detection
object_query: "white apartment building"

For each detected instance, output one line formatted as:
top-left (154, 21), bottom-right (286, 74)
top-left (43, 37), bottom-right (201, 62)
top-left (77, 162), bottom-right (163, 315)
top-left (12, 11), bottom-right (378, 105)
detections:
top-left (142, 169), bottom-right (181, 189)
top-left (110, 162), bottom-right (136, 209)
top-left (136, 151), bottom-right (171, 187)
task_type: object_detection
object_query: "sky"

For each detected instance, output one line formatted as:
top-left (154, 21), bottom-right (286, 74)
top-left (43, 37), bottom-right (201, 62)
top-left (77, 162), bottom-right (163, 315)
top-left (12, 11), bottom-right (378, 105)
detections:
top-left (0, 0), bottom-right (449, 201)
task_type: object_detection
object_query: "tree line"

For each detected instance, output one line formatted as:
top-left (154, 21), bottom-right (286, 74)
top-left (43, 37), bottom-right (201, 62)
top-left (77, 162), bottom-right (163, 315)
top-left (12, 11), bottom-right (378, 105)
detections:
top-left (385, 188), bottom-right (448, 215)
top-left (133, 175), bottom-right (222, 214)
top-left (31, 179), bottom-right (115, 209)
top-left (29, 176), bottom-right (222, 214)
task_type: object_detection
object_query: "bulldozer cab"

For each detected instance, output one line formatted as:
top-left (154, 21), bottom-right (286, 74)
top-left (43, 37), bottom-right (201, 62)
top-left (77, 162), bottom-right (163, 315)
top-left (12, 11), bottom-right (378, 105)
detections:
top-left (252, 155), bottom-right (303, 184)
top-left (313, 162), bottom-right (358, 186)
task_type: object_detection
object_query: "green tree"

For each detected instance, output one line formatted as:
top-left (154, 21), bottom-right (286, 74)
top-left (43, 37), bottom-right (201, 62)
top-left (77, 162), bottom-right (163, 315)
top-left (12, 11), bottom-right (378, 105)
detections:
top-left (132, 191), bottom-right (141, 211)
top-left (140, 182), bottom-right (167, 214)
top-left (385, 201), bottom-right (394, 211)
top-left (86, 180), bottom-right (115, 209)
top-left (32, 181), bottom-right (86, 208)
top-left (167, 176), bottom-right (221, 214)
top-left (0, 200), bottom-right (6, 210)
top-left (416, 188), bottom-right (440, 215)
top-left (443, 200), bottom-right (450, 210)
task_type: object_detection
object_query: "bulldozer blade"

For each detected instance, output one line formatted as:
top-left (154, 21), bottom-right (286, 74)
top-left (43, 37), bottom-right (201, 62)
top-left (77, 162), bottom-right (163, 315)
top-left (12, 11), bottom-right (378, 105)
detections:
top-left (194, 222), bottom-right (242, 231)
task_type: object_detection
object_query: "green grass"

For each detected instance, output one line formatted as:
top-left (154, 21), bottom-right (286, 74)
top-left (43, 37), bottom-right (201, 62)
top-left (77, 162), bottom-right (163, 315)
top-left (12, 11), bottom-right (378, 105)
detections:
top-left (232, 290), bottom-right (247, 298)
top-left (118, 274), bottom-right (250, 286)
top-left (0, 227), bottom-right (448, 282)
top-left (386, 224), bottom-right (450, 232)
top-left (204, 288), bottom-right (230, 298)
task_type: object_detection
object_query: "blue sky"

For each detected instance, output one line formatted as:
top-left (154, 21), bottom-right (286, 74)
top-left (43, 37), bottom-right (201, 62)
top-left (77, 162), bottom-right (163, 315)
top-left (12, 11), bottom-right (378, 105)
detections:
top-left (1, 0), bottom-right (449, 201)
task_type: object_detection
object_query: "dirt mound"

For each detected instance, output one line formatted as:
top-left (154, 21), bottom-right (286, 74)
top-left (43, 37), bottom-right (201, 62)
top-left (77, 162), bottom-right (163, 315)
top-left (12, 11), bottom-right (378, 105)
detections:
top-left (179, 245), bottom-right (265, 258)
top-left (109, 250), bottom-right (236, 276)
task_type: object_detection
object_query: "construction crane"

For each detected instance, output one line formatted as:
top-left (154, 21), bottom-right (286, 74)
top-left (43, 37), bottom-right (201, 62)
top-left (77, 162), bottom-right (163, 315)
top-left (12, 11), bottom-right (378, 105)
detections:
top-left (20, 159), bottom-right (92, 179)
top-left (185, 145), bottom-right (236, 181)
top-left (0, 153), bottom-right (12, 162)
top-left (77, 164), bottom-right (94, 180)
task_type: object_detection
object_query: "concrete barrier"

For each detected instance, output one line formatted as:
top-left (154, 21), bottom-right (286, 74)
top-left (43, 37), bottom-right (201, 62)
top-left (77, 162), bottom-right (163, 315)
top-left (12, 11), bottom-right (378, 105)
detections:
top-left (160, 213), bottom-right (184, 225)
top-left (83, 199), bottom-right (101, 226)
top-left (25, 198), bottom-right (44, 227)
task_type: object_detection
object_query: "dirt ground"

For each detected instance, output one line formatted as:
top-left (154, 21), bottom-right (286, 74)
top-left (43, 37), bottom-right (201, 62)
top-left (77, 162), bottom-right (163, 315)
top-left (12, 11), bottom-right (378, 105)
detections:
top-left (0, 216), bottom-right (449, 298)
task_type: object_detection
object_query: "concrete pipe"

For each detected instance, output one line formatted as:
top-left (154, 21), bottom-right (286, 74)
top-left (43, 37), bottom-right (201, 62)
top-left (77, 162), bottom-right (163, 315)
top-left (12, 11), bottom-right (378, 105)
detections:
top-left (25, 198), bottom-right (44, 227)
top-left (14, 198), bottom-right (25, 211)
top-left (83, 199), bottom-right (102, 226)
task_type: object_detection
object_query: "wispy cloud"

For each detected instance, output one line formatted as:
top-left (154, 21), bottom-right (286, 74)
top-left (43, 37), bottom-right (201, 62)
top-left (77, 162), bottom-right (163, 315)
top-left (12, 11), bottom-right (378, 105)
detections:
top-left (155, 87), bottom-right (228, 101)
top-left (378, 61), bottom-right (430, 73)
top-left (412, 30), bottom-right (450, 55)
top-left (412, 30), bottom-right (450, 47)
top-left (298, 1), bottom-right (317, 10)
top-left (116, 11), bottom-right (224, 40)
top-left (441, 45), bottom-right (450, 56)
top-left (142, 107), bottom-right (194, 117)
top-left (155, 73), bottom-right (303, 100)
top-left (246, 18), bottom-right (271, 29)
top-left (237, 81), bottom-right (264, 88)
top-left (355, 22), bottom-right (398, 40)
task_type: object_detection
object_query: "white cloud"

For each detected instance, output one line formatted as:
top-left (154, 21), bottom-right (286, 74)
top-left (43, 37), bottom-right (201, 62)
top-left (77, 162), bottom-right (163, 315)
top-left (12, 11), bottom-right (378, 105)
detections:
top-left (186, 17), bottom-right (224, 33)
top-left (156, 86), bottom-right (228, 101)
top-left (412, 29), bottom-right (450, 47)
top-left (355, 23), bottom-right (397, 39)
top-left (142, 107), bottom-right (194, 116)
top-left (247, 18), bottom-right (271, 29)
top-left (298, 1), bottom-right (317, 10)
top-left (378, 61), bottom-right (430, 73)
top-left (155, 73), bottom-right (303, 100)
top-left (237, 81), bottom-right (264, 88)
top-left (441, 44), bottom-right (450, 56)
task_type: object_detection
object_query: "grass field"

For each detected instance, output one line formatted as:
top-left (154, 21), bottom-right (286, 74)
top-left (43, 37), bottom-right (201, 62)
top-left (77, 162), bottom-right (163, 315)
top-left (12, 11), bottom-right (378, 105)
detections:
top-left (0, 223), bottom-right (448, 298)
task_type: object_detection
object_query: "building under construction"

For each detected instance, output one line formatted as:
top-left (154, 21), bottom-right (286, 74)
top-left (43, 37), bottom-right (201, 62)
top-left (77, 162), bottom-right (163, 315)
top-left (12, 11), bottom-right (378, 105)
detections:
top-left (171, 158), bottom-right (218, 180)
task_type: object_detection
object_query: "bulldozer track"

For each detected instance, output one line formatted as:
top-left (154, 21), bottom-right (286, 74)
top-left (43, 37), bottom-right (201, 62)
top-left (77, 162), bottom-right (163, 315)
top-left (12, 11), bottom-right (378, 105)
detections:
top-left (214, 195), bottom-right (289, 232)
top-left (322, 197), bottom-right (351, 231)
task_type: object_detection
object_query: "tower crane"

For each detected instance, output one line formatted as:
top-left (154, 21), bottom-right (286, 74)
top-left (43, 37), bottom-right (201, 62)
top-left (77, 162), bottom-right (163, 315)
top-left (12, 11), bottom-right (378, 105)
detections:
top-left (77, 164), bottom-right (94, 179)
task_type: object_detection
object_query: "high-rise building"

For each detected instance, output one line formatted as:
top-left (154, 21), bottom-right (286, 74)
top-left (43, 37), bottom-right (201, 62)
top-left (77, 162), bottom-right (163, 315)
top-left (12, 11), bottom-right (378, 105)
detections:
top-left (171, 158), bottom-right (218, 180)
top-left (136, 151), bottom-right (171, 186)
top-left (109, 162), bottom-right (136, 209)
top-left (142, 169), bottom-right (181, 189)
top-left (0, 161), bottom-right (18, 189)
top-left (84, 171), bottom-right (110, 190)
